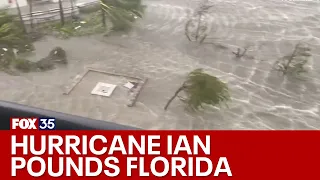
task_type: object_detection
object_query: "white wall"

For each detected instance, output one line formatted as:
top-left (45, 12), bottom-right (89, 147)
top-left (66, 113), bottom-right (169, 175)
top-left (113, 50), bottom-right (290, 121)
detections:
top-left (0, 0), bottom-right (28, 9)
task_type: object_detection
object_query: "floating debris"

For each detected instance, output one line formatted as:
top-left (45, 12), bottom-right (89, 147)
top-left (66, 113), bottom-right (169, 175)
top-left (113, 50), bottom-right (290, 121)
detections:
top-left (124, 82), bottom-right (135, 89)
top-left (91, 82), bottom-right (117, 97)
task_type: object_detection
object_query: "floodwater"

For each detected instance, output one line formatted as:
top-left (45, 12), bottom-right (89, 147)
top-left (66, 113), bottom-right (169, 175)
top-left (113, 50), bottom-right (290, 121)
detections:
top-left (0, 0), bottom-right (319, 129)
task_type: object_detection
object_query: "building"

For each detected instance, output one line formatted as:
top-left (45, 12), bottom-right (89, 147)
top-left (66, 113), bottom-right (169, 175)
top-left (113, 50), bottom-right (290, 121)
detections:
top-left (0, 0), bottom-right (28, 9)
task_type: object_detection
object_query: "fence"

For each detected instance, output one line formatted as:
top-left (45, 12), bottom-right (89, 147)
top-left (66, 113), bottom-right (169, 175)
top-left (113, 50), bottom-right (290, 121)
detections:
top-left (21, 6), bottom-right (79, 24)
top-left (19, 1), bottom-right (100, 25)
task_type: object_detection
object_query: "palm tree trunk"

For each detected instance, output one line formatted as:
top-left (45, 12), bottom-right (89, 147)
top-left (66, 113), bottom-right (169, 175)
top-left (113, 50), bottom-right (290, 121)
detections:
top-left (164, 85), bottom-right (185, 110)
top-left (101, 7), bottom-right (106, 28)
top-left (195, 14), bottom-right (202, 41)
top-left (185, 19), bottom-right (192, 41)
top-left (284, 44), bottom-right (299, 75)
top-left (70, 0), bottom-right (74, 17)
top-left (28, 0), bottom-right (33, 29)
top-left (15, 0), bottom-right (27, 34)
top-left (100, 0), bottom-right (106, 28)
top-left (58, 0), bottom-right (65, 26)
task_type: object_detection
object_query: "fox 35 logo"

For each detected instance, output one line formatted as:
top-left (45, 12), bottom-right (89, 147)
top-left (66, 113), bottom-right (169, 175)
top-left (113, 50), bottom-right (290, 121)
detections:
top-left (10, 118), bottom-right (56, 130)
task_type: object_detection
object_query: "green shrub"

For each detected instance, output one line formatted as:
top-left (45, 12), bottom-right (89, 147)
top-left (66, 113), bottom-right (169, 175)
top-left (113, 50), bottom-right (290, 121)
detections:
top-left (35, 57), bottom-right (55, 71)
top-left (273, 42), bottom-right (312, 78)
top-left (0, 48), bottom-right (15, 67)
top-left (14, 58), bottom-right (34, 72)
top-left (48, 46), bottom-right (67, 64)
top-left (41, 12), bottom-right (106, 39)
top-left (100, 0), bottom-right (145, 32)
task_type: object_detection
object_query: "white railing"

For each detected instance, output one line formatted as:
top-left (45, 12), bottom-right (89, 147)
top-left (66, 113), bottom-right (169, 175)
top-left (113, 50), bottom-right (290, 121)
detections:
top-left (76, 0), bottom-right (99, 8)
top-left (21, 6), bottom-right (79, 24)
top-left (19, 0), bottom-right (100, 24)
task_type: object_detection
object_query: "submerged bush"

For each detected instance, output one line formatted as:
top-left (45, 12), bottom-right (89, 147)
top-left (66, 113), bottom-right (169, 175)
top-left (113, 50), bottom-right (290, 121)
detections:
top-left (48, 46), bottom-right (67, 63)
top-left (273, 42), bottom-right (312, 78)
top-left (14, 58), bottom-right (35, 72)
top-left (41, 12), bottom-right (106, 39)
top-left (185, 1), bottom-right (213, 43)
top-left (35, 57), bottom-right (55, 71)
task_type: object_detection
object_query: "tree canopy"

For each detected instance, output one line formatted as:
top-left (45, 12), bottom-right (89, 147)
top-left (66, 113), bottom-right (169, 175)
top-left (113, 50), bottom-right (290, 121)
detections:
top-left (164, 69), bottom-right (230, 111)
top-left (0, 10), bottom-right (33, 74)
top-left (0, 10), bottom-right (30, 49)
top-left (184, 69), bottom-right (230, 110)
top-left (100, 0), bottom-right (145, 31)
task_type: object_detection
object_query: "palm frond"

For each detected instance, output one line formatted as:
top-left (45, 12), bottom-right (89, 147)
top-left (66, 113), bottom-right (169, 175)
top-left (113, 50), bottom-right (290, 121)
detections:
top-left (100, 0), bottom-right (145, 31)
top-left (184, 69), bottom-right (230, 110)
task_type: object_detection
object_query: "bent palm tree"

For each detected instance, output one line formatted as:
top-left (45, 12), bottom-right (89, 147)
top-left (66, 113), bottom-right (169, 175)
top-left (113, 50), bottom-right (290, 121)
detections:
top-left (58, 0), bottom-right (65, 26)
top-left (28, 0), bottom-right (34, 29)
top-left (185, 1), bottom-right (213, 43)
top-left (164, 69), bottom-right (230, 111)
top-left (100, 0), bottom-right (145, 31)
top-left (15, 0), bottom-right (27, 34)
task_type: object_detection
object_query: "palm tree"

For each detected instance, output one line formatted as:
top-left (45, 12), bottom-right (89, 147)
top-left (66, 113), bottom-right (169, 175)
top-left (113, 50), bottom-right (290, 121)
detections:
top-left (101, 4), bottom-right (106, 28)
top-left (185, 1), bottom-right (213, 43)
top-left (164, 69), bottom-right (230, 111)
top-left (0, 10), bottom-right (32, 70)
top-left (0, 10), bottom-right (29, 48)
top-left (15, 0), bottom-right (27, 34)
top-left (69, 0), bottom-right (75, 18)
top-left (58, 0), bottom-right (65, 26)
top-left (28, 0), bottom-right (33, 29)
top-left (100, 0), bottom-right (145, 31)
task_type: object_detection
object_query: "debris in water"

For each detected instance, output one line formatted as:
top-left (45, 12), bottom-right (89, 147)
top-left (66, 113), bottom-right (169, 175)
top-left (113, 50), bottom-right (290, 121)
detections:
top-left (91, 82), bottom-right (117, 97)
top-left (124, 82), bottom-right (135, 89)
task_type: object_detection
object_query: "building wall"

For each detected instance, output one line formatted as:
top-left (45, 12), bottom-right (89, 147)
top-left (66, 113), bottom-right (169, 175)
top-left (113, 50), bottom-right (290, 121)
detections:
top-left (0, 0), bottom-right (28, 9)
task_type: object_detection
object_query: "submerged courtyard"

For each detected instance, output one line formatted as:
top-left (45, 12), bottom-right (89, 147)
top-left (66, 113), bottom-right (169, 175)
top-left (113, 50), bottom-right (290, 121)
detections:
top-left (0, 0), bottom-right (319, 129)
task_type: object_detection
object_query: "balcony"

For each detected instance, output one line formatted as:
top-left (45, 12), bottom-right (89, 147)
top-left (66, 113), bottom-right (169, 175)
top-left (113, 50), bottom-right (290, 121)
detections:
top-left (0, 100), bottom-right (140, 130)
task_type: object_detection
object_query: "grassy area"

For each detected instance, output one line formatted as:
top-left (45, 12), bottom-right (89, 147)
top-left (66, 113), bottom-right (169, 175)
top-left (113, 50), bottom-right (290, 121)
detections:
top-left (41, 12), bottom-right (107, 39)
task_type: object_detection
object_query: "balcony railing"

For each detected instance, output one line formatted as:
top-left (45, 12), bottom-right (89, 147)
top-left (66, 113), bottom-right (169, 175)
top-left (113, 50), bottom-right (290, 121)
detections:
top-left (0, 100), bottom-right (140, 130)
